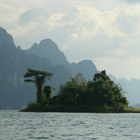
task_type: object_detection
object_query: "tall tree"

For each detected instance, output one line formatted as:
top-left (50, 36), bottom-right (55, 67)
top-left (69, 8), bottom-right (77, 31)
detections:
top-left (24, 69), bottom-right (53, 104)
top-left (93, 70), bottom-right (128, 108)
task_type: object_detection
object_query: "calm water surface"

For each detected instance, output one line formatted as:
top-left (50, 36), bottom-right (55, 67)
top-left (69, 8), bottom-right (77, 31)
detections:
top-left (0, 110), bottom-right (140, 140)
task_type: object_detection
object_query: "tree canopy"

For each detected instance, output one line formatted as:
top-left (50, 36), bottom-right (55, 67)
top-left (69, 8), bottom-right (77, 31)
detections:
top-left (50, 71), bottom-right (128, 111)
top-left (24, 68), bottom-right (53, 104)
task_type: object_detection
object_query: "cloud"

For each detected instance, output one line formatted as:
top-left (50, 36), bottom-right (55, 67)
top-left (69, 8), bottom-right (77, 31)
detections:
top-left (0, 0), bottom-right (140, 79)
top-left (117, 13), bottom-right (139, 33)
top-left (123, 0), bottom-right (140, 4)
top-left (71, 4), bottom-right (122, 39)
top-left (19, 9), bottom-right (42, 24)
top-left (46, 13), bottom-right (66, 31)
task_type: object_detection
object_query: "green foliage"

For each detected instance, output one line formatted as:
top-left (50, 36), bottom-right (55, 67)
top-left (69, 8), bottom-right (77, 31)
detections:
top-left (58, 73), bottom-right (87, 106)
top-left (24, 68), bottom-right (53, 104)
top-left (24, 69), bottom-right (53, 79)
top-left (92, 70), bottom-right (128, 109)
top-left (50, 71), bottom-right (128, 111)
top-left (22, 102), bottom-right (47, 112)
top-left (44, 85), bottom-right (52, 105)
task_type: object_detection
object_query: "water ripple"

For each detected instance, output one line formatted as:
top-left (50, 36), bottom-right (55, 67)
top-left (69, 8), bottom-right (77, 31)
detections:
top-left (0, 111), bottom-right (140, 140)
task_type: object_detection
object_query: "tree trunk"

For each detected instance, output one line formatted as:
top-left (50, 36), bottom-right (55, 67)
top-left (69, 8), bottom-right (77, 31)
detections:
top-left (37, 84), bottom-right (46, 104)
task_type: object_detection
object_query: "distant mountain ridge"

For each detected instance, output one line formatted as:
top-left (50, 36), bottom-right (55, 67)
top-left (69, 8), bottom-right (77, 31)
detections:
top-left (109, 75), bottom-right (140, 105)
top-left (0, 27), bottom-right (97, 109)
top-left (70, 60), bottom-right (97, 79)
top-left (26, 39), bottom-right (97, 80)
top-left (27, 39), bottom-right (69, 66)
top-left (118, 78), bottom-right (140, 105)
top-left (0, 27), bottom-right (16, 50)
top-left (0, 26), bottom-right (140, 109)
top-left (0, 27), bottom-right (58, 109)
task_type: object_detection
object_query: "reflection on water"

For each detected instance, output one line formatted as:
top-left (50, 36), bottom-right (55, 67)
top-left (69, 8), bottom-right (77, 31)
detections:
top-left (0, 111), bottom-right (140, 140)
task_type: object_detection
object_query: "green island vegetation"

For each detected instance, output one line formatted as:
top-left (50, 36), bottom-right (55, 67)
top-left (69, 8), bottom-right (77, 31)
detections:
top-left (22, 69), bottom-right (140, 113)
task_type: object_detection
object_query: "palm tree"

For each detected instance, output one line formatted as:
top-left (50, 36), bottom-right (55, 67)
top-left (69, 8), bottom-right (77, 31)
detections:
top-left (24, 68), bottom-right (53, 104)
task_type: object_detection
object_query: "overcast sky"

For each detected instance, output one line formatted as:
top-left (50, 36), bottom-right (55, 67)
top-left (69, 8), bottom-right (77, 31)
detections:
top-left (0, 0), bottom-right (140, 79)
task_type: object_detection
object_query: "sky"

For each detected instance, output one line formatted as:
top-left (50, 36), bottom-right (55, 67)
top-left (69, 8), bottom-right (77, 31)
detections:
top-left (0, 0), bottom-right (140, 79)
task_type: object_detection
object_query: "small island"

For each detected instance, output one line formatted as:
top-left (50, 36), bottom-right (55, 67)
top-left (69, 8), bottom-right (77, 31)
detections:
top-left (22, 69), bottom-right (140, 113)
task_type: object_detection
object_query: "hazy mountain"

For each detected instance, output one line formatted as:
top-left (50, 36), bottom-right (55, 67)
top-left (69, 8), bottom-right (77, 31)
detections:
top-left (26, 39), bottom-right (98, 80)
top-left (0, 27), bottom-right (58, 109)
top-left (70, 60), bottom-right (97, 80)
top-left (0, 27), bottom-right (72, 109)
top-left (0, 27), bottom-right (16, 50)
top-left (118, 78), bottom-right (140, 105)
top-left (26, 39), bottom-right (69, 66)
top-left (0, 27), bottom-right (97, 109)
top-left (133, 104), bottom-right (140, 108)
top-left (109, 73), bottom-right (140, 105)
top-left (0, 26), bottom-right (140, 109)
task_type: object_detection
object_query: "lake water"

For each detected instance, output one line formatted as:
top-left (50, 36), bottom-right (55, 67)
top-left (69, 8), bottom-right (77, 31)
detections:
top-left (0, 111), bottom-right (140, 140)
